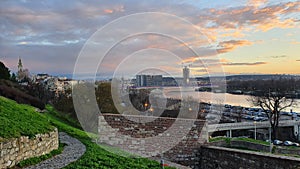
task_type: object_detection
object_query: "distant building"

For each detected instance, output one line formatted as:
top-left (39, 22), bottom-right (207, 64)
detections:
top-left (136, 74), bottom-right (163, 87)
top-left (183, 66), bottom-right (190, 86)
top-left (17, 57), bottom-right (30, 82)
top-left (32, 73), bottom-right (78, 97)
top-left (162, 77), bottom-right (178, 86)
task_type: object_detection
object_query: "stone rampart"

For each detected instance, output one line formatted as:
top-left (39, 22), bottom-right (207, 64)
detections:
top-left (98, 114), bottom-right (207, 167)
top-left (0, 128), bottom-right (59, 168)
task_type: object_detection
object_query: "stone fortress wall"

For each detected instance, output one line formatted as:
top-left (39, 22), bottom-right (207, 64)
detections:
top-left (98, 114), bottom-right (207, 167)
top-left (200, 146), bottom-right (300, 169)
top-left (0, 128), bottom-right (59, 168)
top-left (98, 114), bottom-right (300, 169)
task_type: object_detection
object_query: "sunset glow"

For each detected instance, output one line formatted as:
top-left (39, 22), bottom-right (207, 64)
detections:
top-left (0, 0), bottom-right (299, 77)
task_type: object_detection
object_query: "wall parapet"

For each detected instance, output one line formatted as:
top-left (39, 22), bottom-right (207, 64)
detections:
top-left (0, 128), bottom-right (59, 168)
top-left (98, 114), bottom-right (207, 167)
top-left (199, 146), bottom-right (300, 169)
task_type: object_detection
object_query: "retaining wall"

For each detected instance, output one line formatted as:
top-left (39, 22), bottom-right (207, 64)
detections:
top-left (98, 114), bottom-right (207, 167)
top-left (200, 146), bottom-right (300, 169)
top-left (0, 128), bottom-right (59, 168)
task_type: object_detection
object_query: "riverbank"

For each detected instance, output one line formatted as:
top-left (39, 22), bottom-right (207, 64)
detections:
top-left (162, 87), bottom-right (300, 113)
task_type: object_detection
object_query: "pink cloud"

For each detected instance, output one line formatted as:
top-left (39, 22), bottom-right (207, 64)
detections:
top-left (217, 40), bottom-right (252, 53)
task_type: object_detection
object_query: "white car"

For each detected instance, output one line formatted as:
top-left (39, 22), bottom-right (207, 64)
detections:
top-left (283, 141), bottom-right (300, 146)
top-left (273, 140), bottom-right (283, 145)
top-left (283, 141), bottom-right (293, 146)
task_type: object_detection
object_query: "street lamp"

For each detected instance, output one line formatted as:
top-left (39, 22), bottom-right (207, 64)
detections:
top-left (144, 103), bottom-right (148, 111)
top-left (149, 107), bottom-right (154, 116)
top-left (254, 121), bottom-right (257, 140)
top-left (269, 125), bottom-right (272, 153)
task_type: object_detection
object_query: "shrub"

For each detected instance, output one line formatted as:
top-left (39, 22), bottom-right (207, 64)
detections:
top-left (0, 83), bottom-right (45, 110)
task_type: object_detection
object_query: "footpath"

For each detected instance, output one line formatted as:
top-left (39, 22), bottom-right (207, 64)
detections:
top-left (25, 132), bottom-right (86, 169)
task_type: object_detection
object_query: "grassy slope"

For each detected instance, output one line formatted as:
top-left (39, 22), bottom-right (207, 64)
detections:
top-left (45, 106), bottom-right (175, 169)
top-left (0, 96), bottom-right (173, 168)
top-left (0, 96), bottom-right (54, 139)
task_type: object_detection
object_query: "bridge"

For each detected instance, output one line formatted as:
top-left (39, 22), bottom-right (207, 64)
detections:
top-left (208, 120), bottom-right (300, 132)
top-left (207, 120), bottom-right (300, 140)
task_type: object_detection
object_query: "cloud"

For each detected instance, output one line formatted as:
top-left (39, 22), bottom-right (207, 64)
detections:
top-left (217, 40), bottom-right (252, 53)
top-left (296, 60), bottom-right (300, 62)
top-left (247, 0), bottom-right (268, 7)
top-left (270, 55), bottom-right (287, 58)
top-left (198, 1), bottom-right (300, 32)
top-left (0, 0), bottom-right (299, 75)
top-left (291, 41), bottom-right (300, 45)
top-left (223, 62), bottom-right (267, 66)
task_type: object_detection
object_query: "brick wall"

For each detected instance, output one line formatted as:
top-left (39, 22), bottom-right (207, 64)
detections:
top-left (0, 128), bottom-right (59, 168)
top-left (98, 114), bottom-right (207, 167)
top-left (199, 146), bottom-right (300, 169)
top-left (98, 114), bottom-right (300, 169)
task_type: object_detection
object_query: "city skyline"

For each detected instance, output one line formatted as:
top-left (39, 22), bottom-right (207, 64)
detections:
top-left (1, 0), bottom-right (300, 77)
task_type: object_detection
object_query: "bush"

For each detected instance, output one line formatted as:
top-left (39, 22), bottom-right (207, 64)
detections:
top-left (0, 61), bottom-right (10, 80)
top-left (0, 82), bottom-right (45, 110)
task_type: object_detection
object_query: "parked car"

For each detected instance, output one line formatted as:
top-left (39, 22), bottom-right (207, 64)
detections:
top-left (253, 116), bottom-right (268, 121)
top-left (273, 140), bottom-right (283, 145)
top-left (283, 141), bottom-right (293, 146)
top-left (253, 116), bottom-right (262, 121)
top-left (260, 112), bottom-right (268, 117)
top-left (292, 142), bottom-right (300, 147)
top-left (280, 111), bottom-right (289, 115)
top-left (243, 115), bottom-right (254, 120)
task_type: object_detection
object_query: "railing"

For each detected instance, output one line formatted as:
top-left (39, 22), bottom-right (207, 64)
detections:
top-left (207, 120), bottom-right (300, 132)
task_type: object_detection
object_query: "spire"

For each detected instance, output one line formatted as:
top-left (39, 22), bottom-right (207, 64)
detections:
top-left (18, 57), bottom-right (23, 72)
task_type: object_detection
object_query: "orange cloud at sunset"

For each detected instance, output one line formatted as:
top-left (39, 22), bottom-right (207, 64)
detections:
top-left (217, 40), bottom-right (252, 54)
top-left (103, 9), bottom-right (113, 14)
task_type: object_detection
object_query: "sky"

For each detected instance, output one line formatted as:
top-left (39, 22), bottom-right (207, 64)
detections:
top-left (0, 0), bottom-right (300, 78)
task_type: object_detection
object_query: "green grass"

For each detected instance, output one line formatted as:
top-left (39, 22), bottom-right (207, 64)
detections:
top-left (17, 143), bottom-right (65, 167)
top-left (0, 96), bottom-right (54, 139)
top-left (0, 97), bottom-right (174, 168)
top-left (209, 136), bottom-right (226, 142)
top-left (45, 105), bottom-right (82, 129)
top-left (232, 137), bottom-right (270, 146)
top-left (44, 106), bottom-right (175, 169)
top-left (209, 136), bottom-right (270, 146)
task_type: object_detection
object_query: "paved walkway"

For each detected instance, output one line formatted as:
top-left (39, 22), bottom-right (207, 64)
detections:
top-left (25, 132), bottom-right (86, 169)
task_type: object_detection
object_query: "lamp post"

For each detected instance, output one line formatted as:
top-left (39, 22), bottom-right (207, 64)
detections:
top-left (149, 107), bottom-right (154, 116)
top-left (269, 126), bottom-right (272, 153)
top-left (144, 103), bottom-right (148, 111)
top-left (254, 121), bottom-right (257, 140)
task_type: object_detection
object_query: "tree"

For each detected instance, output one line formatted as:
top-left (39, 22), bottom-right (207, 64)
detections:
top-left (10, 73), bottom-right (17, 82)
top-left (249, 79), bottom-right (296, 139)
top-left (0, 61), bottom-right (10, 80)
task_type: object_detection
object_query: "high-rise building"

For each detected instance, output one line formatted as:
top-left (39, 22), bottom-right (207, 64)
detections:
top-left (136, 74), bottom-right (163, 87)
top-left (183, 66), bottom-right (190, 86)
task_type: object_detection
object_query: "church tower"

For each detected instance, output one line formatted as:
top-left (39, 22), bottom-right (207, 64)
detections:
top-left (17, 57), bottom-right (25, 81)
top-left (18, 57), bottom-right (23, 73)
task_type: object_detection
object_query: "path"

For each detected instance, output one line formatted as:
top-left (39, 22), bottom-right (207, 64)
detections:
top-left (25, 132), bottom-right (86, 169)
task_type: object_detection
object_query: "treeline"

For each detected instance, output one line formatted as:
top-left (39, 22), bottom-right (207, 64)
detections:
top-left (227, 78), bottom-right (300, 97)
top-left (0, 61), bottom-right (45, 109)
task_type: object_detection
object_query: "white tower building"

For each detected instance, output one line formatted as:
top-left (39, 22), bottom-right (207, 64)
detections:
top-left (183, 66), bottom-right (190, 86)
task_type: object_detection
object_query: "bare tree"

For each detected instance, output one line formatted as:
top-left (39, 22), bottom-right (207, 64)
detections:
top-left (249, 79), bottom-right (296, 139)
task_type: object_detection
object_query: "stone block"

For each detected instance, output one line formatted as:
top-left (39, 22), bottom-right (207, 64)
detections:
top-left (2, 141), bottom-right (12, 149)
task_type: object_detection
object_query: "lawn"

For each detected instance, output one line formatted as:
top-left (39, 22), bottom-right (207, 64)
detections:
top-left (0, 96), bottom-right (174, 168)
top-left (44, 105), bottom-right (175, 169)
top-left (0, 96), bottom-right (54, 139)
top-left (209, 136), bottom-right (269, 146)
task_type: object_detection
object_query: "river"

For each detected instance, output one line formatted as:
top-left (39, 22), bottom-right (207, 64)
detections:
top-left (161, 87), bottom-right (300, 112)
